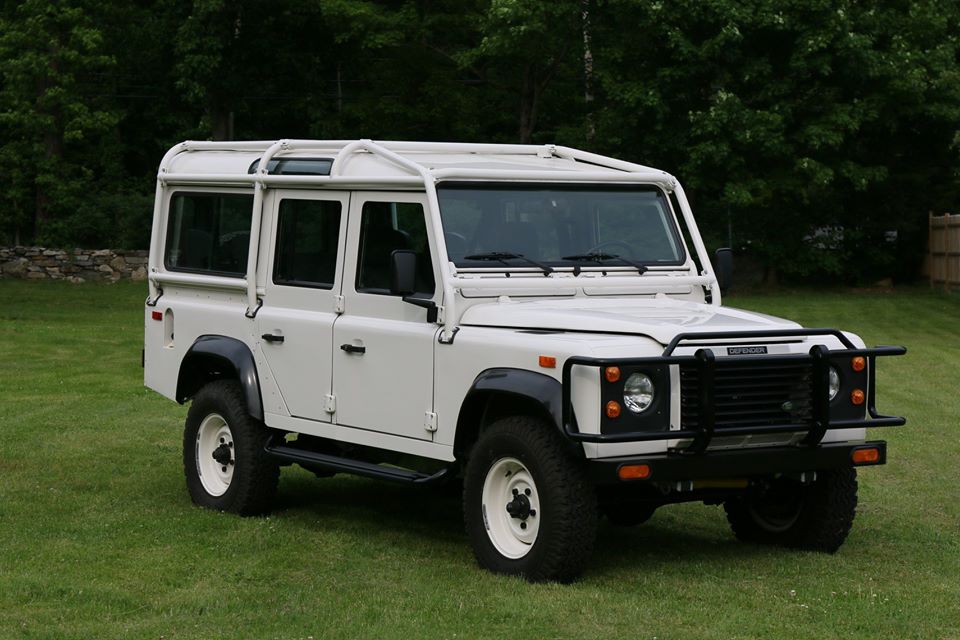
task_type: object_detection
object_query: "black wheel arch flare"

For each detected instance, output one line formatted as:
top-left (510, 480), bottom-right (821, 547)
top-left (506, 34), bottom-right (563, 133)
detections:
top-left (455, 368), bottom-right (580, 458)
top-left (176, 335), bottom-right (264, 420)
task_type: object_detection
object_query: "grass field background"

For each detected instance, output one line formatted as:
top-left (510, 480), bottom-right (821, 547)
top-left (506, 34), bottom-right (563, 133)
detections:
top-left (0, 280), bottom-right (957, 639)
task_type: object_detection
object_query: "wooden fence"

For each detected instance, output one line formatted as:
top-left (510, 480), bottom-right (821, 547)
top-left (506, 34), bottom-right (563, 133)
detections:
top-left (930, 213), bottom-right (960, 289)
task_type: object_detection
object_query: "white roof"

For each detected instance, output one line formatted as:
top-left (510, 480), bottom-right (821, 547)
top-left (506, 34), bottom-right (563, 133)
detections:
top-left (158, 139), bottom-right (677, 189)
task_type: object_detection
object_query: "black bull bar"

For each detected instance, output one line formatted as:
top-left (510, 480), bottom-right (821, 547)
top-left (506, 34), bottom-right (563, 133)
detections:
top-left (560, 329), bottom-right (906, 452)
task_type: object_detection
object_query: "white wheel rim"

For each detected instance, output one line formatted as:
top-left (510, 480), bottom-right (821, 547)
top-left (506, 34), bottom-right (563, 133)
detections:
top-left (481, 457), bottom-right (541, 559)
top-left (196, 413), bottom-right (234, 497)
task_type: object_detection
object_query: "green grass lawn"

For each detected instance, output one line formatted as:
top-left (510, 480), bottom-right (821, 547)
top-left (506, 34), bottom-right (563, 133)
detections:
top-left (0, 280), bottom-right (957, 639)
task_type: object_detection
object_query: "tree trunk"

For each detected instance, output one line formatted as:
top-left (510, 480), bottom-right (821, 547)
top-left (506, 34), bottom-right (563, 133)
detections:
top-left (582, 0), bottom-right (595, 144)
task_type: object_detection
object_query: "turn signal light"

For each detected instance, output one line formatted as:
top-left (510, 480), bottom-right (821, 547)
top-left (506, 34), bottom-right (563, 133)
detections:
top-left (151, 311), bottom-right (162, 321)
top-left (851, 389), bottom-right (865, 405)
top-left (605, 366), bottom-right (621, 383)
top-left (605, 401), bottom-right (622, 419)
top-left (851, 356), bottom-right (866, 372)
top-left (852, 447), bottom-right (881, 464)
top-left (539, 355), bottom-right (557, 369)
top-left (618, 464), bottom-right (651, 480)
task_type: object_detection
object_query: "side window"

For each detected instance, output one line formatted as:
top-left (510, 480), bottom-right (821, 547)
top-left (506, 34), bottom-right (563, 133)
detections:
top-left (165, 192), bottom-right (253, 276)
top-left (273, 199), bottom-right (342, 289)
top-left (356, 201), bottom-right (435, 295)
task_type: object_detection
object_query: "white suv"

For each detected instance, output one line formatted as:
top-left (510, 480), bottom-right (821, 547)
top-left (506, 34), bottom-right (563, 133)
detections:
top-left (144, 139), bottom-right (905, 582)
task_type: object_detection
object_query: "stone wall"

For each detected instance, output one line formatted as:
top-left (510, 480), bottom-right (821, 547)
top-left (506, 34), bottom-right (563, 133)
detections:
top-left (0, 246), bottom-right (148, 283)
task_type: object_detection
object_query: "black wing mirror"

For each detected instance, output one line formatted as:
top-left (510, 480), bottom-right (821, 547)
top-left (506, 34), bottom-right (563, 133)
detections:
top-left (391, 250), bottom-right (438, 322)
top-left (390, 250), bottom-right (418, 295)
top-left (714, 248), bottom-right (733, 294)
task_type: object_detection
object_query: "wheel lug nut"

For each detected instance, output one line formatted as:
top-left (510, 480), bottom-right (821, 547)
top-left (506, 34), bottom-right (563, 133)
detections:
top-left (219, 437), bottom-right (225, 444)
top-left (524, 488), bottom-right (531, 496)
top-left (221, 466), bottom-right (227, 473)
top-left (530, 509), bottom-right (536, 517)
top-left (520, 522), bottom-right (527, 530)
top-left (512, 488), bottom-right (519, 496)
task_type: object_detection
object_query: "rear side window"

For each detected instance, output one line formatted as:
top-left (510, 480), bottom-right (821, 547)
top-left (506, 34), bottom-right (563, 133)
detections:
top-left (165, 192), bottom-right (253, 276)
top-left (273, 199), bottom-right (342, 289)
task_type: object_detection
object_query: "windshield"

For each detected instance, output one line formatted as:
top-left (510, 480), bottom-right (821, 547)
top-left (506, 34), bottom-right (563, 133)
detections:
top-left (437, 184), bottom-right (685, 268)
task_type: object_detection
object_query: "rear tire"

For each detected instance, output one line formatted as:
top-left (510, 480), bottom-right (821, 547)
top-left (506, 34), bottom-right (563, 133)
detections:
top-left (724, 468), bottom-right (858, 552)
top-left (183, 380), bottom-right (279, 516)
top-left (463, 416), bottom-right (597, 583)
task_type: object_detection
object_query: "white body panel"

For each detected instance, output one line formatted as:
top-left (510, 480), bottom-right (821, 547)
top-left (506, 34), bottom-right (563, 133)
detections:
top-left (145, 139), bottom-right (880, 468)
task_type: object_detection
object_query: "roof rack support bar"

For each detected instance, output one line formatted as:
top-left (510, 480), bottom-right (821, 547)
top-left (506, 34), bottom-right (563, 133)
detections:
top-left (673, 182), bottom-right (721, 306)
top-left (551, 145), bottom-right (665, 176)
top-left (245, 139), bottom-right (287, 317)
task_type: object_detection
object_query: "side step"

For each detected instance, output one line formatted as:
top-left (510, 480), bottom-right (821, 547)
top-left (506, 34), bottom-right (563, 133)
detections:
top-left (264, 441), bottom-right (455, 486)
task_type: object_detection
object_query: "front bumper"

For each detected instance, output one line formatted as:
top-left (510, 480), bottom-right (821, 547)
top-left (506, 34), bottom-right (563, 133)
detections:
top-left (562, 328), bottom-right (906, 453)
top-left (587, 440), bottom-right (887, 485)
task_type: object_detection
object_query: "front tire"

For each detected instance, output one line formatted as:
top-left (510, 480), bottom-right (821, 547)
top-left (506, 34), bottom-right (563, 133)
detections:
top-left (463, 416), bottom-right (597, 582)
top-left (724, 468), bottom-right (858, 552)
top-left (183, 380), bottom-right (279, 515)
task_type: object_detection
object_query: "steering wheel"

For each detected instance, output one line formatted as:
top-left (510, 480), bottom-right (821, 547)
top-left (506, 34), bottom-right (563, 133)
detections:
top-left (585, 240), bottom-right (634, 256)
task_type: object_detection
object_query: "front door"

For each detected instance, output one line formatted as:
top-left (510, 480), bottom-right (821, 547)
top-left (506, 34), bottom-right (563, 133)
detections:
top-left (256, 190), bottom-right (348, 422)
top-left (332, 192), bottom-right (441, 440)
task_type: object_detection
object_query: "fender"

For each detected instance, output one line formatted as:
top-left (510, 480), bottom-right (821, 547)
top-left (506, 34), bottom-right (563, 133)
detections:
top-left (176, 335), bottom-right (263, 420)
top-left (455, 368), bottom-right (580, 457)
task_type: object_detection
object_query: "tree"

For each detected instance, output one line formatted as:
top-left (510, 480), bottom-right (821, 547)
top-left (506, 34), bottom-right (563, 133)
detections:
top-left (0, 0), bottom-right (119, 244)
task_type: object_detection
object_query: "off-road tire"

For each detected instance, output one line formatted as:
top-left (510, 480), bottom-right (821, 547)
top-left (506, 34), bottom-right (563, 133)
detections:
top-left (463, 416), bottom-right (597, 583)
top-left (724, 468), bottom-right (858, 552)
top-left (183, 380), bottom-right (280, 515)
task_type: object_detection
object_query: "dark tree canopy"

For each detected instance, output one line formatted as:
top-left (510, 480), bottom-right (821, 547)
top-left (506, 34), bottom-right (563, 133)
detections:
top-left (1, 0), bottom-right (957, 283)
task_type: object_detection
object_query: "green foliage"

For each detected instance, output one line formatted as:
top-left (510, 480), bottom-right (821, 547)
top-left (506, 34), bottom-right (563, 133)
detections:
top-left (0, 0), bottom-right (957, 281)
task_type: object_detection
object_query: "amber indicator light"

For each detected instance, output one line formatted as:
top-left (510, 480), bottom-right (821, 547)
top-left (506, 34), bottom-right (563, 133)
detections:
top-left (851, 356), bottom-right (866, 372)
top-left (151, 311), bottom-right (163, 321)
top-left (539, 355), bottom-right (557, 369)
top-left (605, 366), bottom-right (621, 383)
top-left (618, 464), bottom-right (652, 480)
top-left (851, 389), bottom-right (865, 405)
top-left (605, 401), bottom-right (622, 419)
top-left (852, 447), bottom-right (881, 464)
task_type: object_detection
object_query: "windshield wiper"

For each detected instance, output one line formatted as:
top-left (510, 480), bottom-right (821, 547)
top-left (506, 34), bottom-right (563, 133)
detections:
top-left (561, 252), bottom-right (648, 274)
top-left (463, 252), bottom-right (553, 275)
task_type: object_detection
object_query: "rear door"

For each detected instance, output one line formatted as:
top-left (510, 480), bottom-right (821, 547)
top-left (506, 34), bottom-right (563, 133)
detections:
top-left (256, 190), bottom-right (348, 421)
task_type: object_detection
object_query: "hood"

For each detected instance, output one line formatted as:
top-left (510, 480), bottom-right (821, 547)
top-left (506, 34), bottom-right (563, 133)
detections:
top-left (459, 296), bottom-right (800, 345)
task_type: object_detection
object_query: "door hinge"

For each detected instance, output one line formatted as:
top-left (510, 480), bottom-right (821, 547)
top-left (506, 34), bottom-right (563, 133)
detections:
top-left (424, 411), bottom-right (438, 433)
top-left (334, 295), bottom-right (345, 314)
top-left (323, 394), bottom-right (336, 414)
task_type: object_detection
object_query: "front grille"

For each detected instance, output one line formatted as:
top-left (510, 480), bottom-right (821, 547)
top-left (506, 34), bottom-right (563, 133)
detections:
top-left (680, 361), bottom-right (813, 430)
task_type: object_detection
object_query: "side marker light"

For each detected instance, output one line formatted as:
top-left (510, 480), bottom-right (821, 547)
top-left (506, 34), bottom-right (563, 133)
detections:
top-left (618, 464), bottom-right (651, 480)
top-left (852, 447), bottom-right (880, 464)
top-left (851, 356), bottom-right (866, 372)
top-left (851, 389), bottom-right (865, 406)
top-left (605, 401), bottom-right (622, 419)
top-left (539, 355), bottom-right (556, 369)
top-left (605, 366), bottom-right (621, 383)
top-left (151, 311), bottom-right (162, 321)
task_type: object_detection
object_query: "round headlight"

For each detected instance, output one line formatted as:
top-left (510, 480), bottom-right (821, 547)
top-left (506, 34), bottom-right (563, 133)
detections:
top-left (623, 372), bottom-right (655, 413)
top-left (828, 366), bottom-right (840, 400)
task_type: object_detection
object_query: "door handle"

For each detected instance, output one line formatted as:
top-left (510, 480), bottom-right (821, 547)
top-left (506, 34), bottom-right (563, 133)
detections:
top-left (340, 343), bottom-right (366, 354)
top-left (262, 333), bottom-right (285, 344)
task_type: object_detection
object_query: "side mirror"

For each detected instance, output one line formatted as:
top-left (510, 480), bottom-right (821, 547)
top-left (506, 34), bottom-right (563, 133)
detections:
top-left (390, 250), bottom-right (417, 296)
top-left (714, 248), bottom-right (733, 294)
top-left (391, 250), bottom-right (438, 322)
